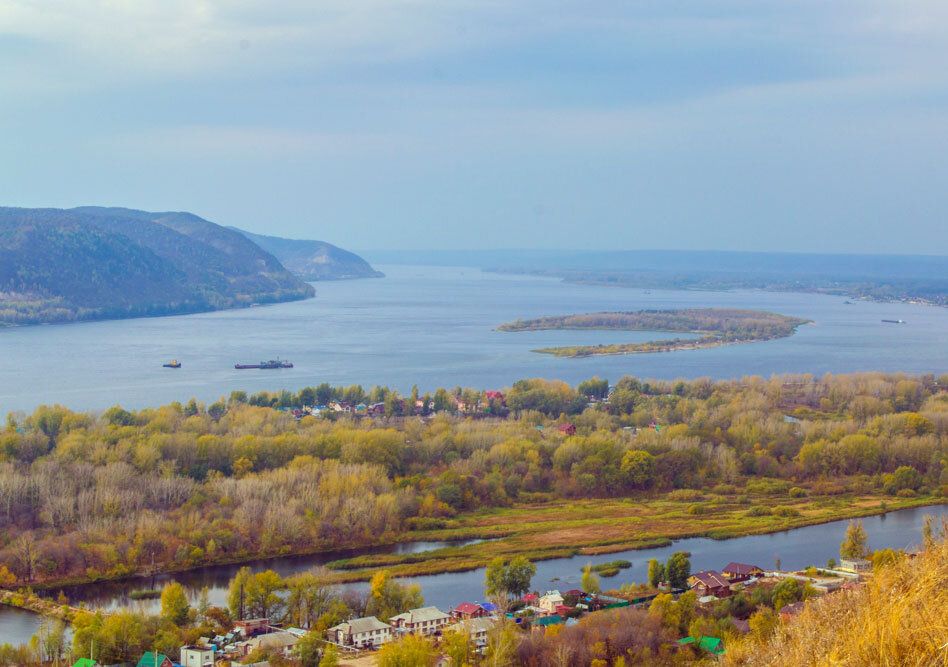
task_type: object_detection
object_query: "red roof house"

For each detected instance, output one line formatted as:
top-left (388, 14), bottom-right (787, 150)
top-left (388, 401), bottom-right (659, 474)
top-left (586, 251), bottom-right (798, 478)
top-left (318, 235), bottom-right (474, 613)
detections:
top-left (722, 562), bottom-right (765, 581)
top-left (451, 603), bottom-right (487, 619)
top-left (687, 570), bottom-right (732, 598)
top-left (557, 423), bottom-right (577, 436)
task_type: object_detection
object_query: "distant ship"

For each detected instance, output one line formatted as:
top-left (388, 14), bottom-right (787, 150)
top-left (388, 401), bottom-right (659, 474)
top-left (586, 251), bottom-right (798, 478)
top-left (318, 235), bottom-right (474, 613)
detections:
top-left (162, 360), bottom-right (181, 368)
top-left (234, 359), bottom-right (294, 369)
top-left (881, 319), bottom-right (906, 324)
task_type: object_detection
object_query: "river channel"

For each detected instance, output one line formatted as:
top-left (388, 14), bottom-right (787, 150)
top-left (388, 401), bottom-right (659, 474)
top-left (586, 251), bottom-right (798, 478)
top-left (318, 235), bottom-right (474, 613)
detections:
top-left (2, 504), bottom-right (944, 646)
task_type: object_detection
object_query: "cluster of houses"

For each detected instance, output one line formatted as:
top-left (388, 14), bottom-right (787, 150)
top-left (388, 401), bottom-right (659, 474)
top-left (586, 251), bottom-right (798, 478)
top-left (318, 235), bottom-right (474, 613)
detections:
top-left (68, 556), bottom-right (879, 667)
top-left (284, 390), bottom-right (508, 420)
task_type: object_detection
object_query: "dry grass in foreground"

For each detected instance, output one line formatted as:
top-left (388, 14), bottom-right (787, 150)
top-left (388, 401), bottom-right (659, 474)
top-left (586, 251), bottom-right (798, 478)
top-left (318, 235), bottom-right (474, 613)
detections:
top-left (724, 535), bottom-right (948, 666)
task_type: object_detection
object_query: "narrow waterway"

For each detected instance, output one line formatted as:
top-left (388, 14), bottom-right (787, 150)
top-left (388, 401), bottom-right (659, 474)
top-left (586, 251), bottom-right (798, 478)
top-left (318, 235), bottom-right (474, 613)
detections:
top-left (2, 504), bottom-right (942, 646)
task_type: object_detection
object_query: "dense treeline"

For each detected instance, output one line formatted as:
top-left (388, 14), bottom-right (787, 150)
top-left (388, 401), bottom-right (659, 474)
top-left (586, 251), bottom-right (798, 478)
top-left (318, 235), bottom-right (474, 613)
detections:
top-left (0, 371), bottom-right (947, 585)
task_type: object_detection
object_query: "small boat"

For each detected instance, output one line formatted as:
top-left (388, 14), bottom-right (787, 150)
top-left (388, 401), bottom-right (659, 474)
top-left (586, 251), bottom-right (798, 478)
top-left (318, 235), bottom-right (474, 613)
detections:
top-left (162, 360), bottom-right (182, 368)
top-left (234, 359), bottom-right (293, 370)
top-left (881, 319), bottom-right (905, 324)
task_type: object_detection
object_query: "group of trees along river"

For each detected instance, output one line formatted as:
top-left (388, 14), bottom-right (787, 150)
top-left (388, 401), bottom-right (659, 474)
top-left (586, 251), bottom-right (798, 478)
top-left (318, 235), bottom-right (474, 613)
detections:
top-left (0, 371), bottom-right (945, 587)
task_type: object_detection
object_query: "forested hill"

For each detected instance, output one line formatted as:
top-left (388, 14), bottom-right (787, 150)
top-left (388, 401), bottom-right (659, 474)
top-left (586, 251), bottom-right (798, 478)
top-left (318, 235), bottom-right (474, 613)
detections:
top-left (232, 227), bottom-right (383, 280)
top-left (0, 206), bottom-right (314, 326)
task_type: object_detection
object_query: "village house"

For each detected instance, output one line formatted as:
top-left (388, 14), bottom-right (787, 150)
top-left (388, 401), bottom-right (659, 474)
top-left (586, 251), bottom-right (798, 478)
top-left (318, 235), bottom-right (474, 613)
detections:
top-left (136, 654), bottom-right (174, 667)
top-left (538, 590), bottom-right (565, 614)
top-left (234, 618), bottom-right (271, 637)
top-left (779, 600), bottom-right (807, 620)
top-left (721, 562), bottom-right (765, 582)
top-left (557, 423), bottom-right (577, 436)
top-left (388, 606), bottom-right (452, 636)
top-left (687, 570), bottom-right (732, 598)
top-left (444, 616), bottom-right (495, 644)
top-left (239, 631), bottom-right (298, 658)
top-left (451, 602), bottom-right (488, 620)
top-left (326, 616), bottom-right (393, 648)
top-left (839, 558), bottom-right (872, 573)
top-left (180, 645), bottom-right (215, 667)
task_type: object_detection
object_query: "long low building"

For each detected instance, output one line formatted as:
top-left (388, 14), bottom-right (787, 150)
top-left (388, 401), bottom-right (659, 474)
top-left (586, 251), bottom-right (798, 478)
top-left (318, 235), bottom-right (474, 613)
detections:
top-left (326, 616), bottom-right (393, 648)
top-left (389, 606), bottom-right (452, 636)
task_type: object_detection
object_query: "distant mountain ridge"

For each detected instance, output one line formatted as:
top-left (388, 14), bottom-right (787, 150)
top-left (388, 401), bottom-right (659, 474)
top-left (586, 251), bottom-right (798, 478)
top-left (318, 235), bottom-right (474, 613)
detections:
top-left (0, 206), bottom-right (314, 326)
top-left (231, 228), bottom-right (383, 281)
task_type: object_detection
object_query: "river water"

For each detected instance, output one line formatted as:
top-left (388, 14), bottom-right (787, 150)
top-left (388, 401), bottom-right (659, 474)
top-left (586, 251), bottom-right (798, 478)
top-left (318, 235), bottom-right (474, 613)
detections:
top-left (1, 265), bottom-right (947, 416)
top-left (2, 265), bottom-right (948, 644)
top-left (2, 505), bottom-right (943, 646)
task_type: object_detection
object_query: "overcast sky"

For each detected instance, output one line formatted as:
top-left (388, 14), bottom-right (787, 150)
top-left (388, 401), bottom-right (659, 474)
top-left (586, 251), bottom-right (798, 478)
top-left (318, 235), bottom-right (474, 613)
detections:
top-left (2, 1), bottom-right (947, 253)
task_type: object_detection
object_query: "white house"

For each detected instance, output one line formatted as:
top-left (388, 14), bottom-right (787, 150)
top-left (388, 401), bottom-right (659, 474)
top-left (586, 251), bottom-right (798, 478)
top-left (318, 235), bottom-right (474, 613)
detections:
top-left (538, 590), bottom-right (564, 614)
top-left (388, 606), bottom-right (452, 636)
top-left (326, 617), bottom-right (392, 648)
top-left (180, 645), bottom-right (214, 667)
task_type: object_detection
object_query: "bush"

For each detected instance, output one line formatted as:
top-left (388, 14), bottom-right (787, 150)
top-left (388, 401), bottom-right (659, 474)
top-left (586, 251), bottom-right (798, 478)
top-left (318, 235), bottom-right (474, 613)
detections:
top-left (774, 507), bottom-right (800, 518)
top-left (789, 487), bottom-right (807, 498)
top-left (897, 488), bottom-right (917, 498)
top-left (667, 489), bottom-right (704, 502)
top-left (598, 568), bottom-right (620, 577)
top-left (746, 479), bottom-right (791, 496)
top-left (712, 483), bottom-right (738, 495)
top-left (688, 504), bottom-right (707, 515)
top-left (745, 506), bottom-right (772, 517)
top-left (737, 494), bottom-right (751, 504)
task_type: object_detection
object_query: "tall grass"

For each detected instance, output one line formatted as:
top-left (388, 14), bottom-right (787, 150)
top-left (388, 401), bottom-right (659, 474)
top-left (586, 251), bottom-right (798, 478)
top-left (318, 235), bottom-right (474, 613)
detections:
top-left (724, 532), bottom-right (948, 666)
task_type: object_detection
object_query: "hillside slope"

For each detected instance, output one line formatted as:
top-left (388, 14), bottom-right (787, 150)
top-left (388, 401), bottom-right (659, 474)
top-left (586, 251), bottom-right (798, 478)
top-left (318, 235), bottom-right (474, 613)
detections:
top-left (0, 207), bottom-right (314, 326)
top-left (725, 532), bottom-right (946, 666)
top-left (233, 227), bottom-right (383, 281)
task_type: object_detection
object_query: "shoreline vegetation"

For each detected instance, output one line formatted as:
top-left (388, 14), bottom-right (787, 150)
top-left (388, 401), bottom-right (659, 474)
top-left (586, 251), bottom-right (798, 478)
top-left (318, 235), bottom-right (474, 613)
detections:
top-left (497, 308), bottom-right (811, 357)
top-left (0, 371), bottom-right (946, 603)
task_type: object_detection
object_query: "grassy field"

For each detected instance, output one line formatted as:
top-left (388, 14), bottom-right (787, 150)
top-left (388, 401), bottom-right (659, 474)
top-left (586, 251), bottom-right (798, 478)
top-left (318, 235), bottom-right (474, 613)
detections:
top-left (321, 492), bottom-right (938, 583)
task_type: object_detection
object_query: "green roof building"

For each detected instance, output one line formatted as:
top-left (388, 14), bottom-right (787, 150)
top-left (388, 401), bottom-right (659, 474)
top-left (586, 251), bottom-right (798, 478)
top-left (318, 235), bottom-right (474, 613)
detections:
top-left (72, 660), bottom-right (99, 667)
top-left (677, 636), bottom-right (724, 654)
top-left (136, 653), bottom-right (174, 667)
top-left (535, 614), bottom-right (564, 627)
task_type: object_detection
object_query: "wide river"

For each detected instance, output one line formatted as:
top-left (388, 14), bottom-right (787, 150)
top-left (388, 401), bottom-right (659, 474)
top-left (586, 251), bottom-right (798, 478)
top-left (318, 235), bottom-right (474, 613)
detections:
top-left (2, 265), bottom-right (948, 644)
top-left (1, 265), bottom-right (947, 416)
top-left (1, 505), bottom-right (944, 646)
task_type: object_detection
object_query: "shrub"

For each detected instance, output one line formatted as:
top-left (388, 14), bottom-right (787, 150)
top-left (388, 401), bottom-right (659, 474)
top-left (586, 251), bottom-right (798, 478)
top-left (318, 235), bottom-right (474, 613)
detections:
top-left (667, 489), bottom-right (704, 502)
top-left (688, 504), bottom-right (707, 515)
top-left (737, 494), bottom-right (751, 504)
top-left (788, 487), bottom-right (807, 498)
top-left (745, 506), bottom-right (772, 517)
top-left (897, 488), bottom-right (917, 498)
top-left (774, 507), bottom-right (800, 518)
top-left (746, 479), bottom-right (791, 496)
top-left (712, 483), bottom-right (738, 495)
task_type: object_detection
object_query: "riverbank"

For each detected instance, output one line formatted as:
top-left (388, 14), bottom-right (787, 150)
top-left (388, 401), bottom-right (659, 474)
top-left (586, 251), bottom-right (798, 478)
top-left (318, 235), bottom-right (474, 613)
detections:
top-left (317, 493), bottom-right (936, 582)
top-left (0, 590), bottom-right (80, 624)
top-left (21, 492), bottom-right (937, 596)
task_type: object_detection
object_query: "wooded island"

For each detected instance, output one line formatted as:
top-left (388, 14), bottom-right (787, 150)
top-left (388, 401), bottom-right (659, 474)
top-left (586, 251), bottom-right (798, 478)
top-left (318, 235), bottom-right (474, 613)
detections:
top-left (498, 308), bottom-right (811, 357)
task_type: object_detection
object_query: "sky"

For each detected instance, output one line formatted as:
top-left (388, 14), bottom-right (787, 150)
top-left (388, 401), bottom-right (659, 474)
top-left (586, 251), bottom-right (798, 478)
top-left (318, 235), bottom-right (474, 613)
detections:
top-left (1, 1), bottom-right (947, 254)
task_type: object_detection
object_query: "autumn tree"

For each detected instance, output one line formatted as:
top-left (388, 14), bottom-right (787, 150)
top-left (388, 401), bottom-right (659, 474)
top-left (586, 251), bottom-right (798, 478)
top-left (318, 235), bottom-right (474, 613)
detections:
top-left (841, 520), bottom-right (869, 559)
top-left (160, 582), bottom-right (190, 625)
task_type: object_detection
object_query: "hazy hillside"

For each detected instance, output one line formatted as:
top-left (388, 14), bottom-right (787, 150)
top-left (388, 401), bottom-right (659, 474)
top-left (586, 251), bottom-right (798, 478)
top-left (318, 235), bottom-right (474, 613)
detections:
top-left (233, 228), bottom-right (383, 281)
top-left (0, 207), bottom-right (314, 326)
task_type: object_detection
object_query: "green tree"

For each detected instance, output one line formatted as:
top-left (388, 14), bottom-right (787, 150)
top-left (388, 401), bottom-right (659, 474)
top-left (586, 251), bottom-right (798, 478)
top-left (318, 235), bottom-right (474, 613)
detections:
top-left (160, 582), bottom-right (190, 625)
top-left (485, 556), bottom-right (536, 601)
top-left (227, 566), bottom-right (252, 621)
top-left (647, 558), bottom-right (665, 588)
top-left (841, 519), bottom-right (869, 559)
top-left (749, 607), bottom-right (779, 638)
top-left (771, 578), bottom-right (801, 610)
top-left (484, 621), bottom-right (519, 667)
top-left (245, 570), bottom-right (285, 619)
top-left (442, 628), bottom-right (474, 667)
top-left (376, 633), bottom-right (436, 667)
top-left (318, 643), bottom-right (340, 667)
top-left (620, 450), bottom-right (655, 488)
top-left (367, 570), bottom-right (424, 621)
top-left (581, 563), bottom-right (600, 594)
top-left (665, 551), bottom-right (691, 588)
top-left (296, 630), bottom-right (325, 667)
top-left (196, 586), bottom-right (210, 623)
